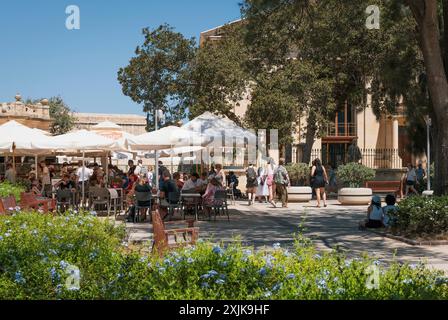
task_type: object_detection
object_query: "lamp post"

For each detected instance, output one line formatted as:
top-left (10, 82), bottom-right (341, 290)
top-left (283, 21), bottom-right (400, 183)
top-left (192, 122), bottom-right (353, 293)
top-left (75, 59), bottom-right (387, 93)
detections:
top-left (424, 115), bottom-right (432, 191)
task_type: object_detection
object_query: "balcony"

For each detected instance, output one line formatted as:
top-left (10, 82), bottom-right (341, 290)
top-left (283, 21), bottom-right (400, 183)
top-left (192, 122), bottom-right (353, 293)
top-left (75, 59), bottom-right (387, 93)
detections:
top-left (325, 123), bottom-right (357, 137)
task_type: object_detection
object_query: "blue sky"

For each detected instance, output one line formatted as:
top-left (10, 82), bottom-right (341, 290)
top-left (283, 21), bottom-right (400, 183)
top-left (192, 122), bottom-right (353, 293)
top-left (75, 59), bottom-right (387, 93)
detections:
top-left (0, 0), bottom-right (241, 115)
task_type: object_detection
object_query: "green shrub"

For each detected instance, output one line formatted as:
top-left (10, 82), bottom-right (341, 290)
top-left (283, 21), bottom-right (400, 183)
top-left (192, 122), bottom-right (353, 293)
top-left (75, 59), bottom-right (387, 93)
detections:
top-left (285, 163), bottom-right (310, 186)
top-left (1, 211), bottom-right (448, 300)
top-left (391, 196), bottom-right (448, 236)
top-left (0, 182), bottom-right (26, 202)
top-left (337, 163), bottom-right (375, 188)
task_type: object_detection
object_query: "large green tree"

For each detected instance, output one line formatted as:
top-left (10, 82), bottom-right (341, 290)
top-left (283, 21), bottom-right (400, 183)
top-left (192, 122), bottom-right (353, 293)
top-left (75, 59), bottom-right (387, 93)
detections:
top-left (118, 24), bottom-right (196, 131)
top-left (26, 96), bottom-right (76, 135)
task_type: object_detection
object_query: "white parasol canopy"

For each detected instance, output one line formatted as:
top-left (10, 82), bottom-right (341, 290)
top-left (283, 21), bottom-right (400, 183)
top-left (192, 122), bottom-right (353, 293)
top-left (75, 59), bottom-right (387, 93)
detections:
top-left (0, 120), bottom-right (51, 154)
top-left (182, 111), bottom-right (256, 142)
top-left (125, 125), bottom-right (204, 151)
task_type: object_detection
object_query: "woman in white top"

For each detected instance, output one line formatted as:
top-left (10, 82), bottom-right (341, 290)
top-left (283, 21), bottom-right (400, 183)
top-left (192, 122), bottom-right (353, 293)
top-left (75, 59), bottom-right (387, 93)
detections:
top-left (265, 159), bottom-right (276, 207)
top-left (405, 163), bottom-right (418, 196)
top-left (215, 164), bottom-right (226, 188)
top-left (256, 166), bottom-right (269, 202)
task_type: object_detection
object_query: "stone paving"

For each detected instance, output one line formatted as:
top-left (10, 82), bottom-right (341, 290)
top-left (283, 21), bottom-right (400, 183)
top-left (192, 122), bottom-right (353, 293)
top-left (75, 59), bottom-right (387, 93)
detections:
top-left (121, 199), bottom-right (448, 273)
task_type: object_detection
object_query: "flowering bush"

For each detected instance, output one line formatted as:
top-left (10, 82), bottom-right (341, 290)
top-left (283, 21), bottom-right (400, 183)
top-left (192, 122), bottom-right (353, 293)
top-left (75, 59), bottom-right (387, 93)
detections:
top-left (390, 196), bottom-right (448, 236)
top-left (0, 182), bottom-right (26, 202)
top-left (0, 212), bottom-right (447, 299)
top-left (337, 163), bottom-right (375, 188)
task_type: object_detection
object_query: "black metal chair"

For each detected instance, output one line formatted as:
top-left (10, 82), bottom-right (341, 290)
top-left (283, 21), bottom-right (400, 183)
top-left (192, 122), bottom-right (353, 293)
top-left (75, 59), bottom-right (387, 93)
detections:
top-left (211, 190), bottom-right (229, 221)
top-left (56, 189), bottom-right (73, 213)
top-left (166, 191), bottom-right (182, 220)
top-left (134, 191), bottom-right (152, 223)
top-left (89, 187), bottom-right (111, 216)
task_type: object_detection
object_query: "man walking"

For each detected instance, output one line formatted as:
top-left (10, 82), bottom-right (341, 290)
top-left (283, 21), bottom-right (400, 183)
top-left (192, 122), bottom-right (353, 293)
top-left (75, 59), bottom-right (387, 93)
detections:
top-left (347, 138), bottom-right (362, 163)
top-left (274, 158), bottom-right (290, 208)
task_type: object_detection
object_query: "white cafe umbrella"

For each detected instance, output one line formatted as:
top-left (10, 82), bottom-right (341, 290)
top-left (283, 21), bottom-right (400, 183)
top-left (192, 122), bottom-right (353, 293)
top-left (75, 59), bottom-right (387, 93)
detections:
top-left (30, 130), bottom-right (120, 206)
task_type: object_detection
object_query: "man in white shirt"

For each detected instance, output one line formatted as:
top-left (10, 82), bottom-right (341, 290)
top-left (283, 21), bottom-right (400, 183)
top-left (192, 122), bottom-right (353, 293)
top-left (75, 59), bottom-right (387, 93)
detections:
top-left (182, 172), bottom-right (201, 192)
top-left (76, 161), bottom-right (93, 186)
top-left (134, 159), bottom-right (144, 176)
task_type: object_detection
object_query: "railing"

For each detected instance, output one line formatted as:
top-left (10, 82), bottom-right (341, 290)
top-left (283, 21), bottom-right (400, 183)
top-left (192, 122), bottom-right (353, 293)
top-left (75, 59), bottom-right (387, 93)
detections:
top-left (310, 148), bottom-right (403, 169)
top-left (326, 123), bottom-right (357, 137)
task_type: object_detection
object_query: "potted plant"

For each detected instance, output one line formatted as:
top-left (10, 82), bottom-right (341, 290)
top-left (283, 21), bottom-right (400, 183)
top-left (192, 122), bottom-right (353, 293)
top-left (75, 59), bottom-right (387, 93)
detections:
top-left (285, 163), bottom-right (312, 202)
top-left (337, 163), bottom-right (375, 205)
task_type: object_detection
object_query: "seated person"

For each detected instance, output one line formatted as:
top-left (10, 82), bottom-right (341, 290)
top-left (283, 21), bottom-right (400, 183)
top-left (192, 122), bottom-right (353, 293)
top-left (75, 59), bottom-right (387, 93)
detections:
top-left (55, 174), bottom-right (76, 191)
top-left (359, 195), bottom-right (384, 229)
top-left (382, 194), bottom-right (398, 228)
top-left (159, 170), bottom-right (179, 220)
top-left (173, 172), bottom-right (184, 189)
top-left (202, 177), bottom-right (224, 215)
top-left (227, 171), bottom-right (239, 189)
top-left (30, 179), bottom-right (42, 196)
top-left (126, 176), bottom-right (152, 222)
top-left (182, 172), bottom-right (201, 192)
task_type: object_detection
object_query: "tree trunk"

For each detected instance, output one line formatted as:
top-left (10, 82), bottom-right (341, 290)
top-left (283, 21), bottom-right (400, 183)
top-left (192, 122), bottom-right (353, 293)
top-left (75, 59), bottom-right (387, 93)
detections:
top-left (301, 112), bottom-right (317, 165)
top-left (408, 0), bottom-right (448, 194)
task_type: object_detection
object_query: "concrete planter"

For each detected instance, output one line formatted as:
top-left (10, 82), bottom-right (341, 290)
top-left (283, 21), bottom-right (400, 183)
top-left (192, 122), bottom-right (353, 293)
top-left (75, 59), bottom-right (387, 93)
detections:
top-left (338, 188), bottom-right (372, 205)
top-left (288, 186), bottom-right (312, 202)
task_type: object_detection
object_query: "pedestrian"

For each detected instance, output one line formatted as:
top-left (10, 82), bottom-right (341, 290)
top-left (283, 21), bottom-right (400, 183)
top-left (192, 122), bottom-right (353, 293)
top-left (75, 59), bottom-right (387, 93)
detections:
top-left (347, 138), bottom-right (362, 163)
top-left (256, 164), bottom-right (269, 203)
top-left (40, 161), bottom-right (52, 197)
top-left (266, 158), bottom-right (276, 207)
top-left (273, 158), bottom-right (290, 208)
top-left (405, 163), bottom-right (419, 196)
top-left (311, 158), bottom-right (328, 208)
top-left (5, 163), bottom-right (16, 184)
top-left (214, 164), bottom-right (226, 188)
top-left (245, 163), bottom-right (258, 206)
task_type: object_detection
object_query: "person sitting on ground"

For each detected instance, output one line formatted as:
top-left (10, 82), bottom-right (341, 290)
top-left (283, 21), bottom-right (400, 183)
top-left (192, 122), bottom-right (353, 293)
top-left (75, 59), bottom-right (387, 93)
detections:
top-left (182, 172), bottom-right (201, 192)
top-left (382, 194), bottom-right (398, 228)
top-left (159, 170), bottom-right (179, 220)
top-left (359, 195), bottom-right (384, 229)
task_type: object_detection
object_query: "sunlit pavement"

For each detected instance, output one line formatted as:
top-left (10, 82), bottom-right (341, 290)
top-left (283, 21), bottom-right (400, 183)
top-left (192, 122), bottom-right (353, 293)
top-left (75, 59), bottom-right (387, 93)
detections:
top-left (119, 199), bottom-right (448, 273)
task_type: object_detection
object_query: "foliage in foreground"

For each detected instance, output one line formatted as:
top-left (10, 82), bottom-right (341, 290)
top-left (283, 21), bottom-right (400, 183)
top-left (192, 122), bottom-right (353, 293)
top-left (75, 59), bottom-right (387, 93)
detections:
top-left (0, 212), bottom-right (447, 300)
top-left (391, 196), bottom-right (448, 237)
top-left (0, 182), bottom-right (25, 202)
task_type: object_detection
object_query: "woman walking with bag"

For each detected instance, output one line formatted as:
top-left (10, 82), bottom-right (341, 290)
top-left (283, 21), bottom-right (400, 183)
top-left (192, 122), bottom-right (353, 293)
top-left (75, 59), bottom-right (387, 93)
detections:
top-left (266, 159), bottom-right (276, 207)
top-left (256, 165), bottom-right (269, 203)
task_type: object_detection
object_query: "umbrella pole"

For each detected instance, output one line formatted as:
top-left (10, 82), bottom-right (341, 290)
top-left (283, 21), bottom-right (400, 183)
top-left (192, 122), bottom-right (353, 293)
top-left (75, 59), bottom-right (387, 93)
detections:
top-left (82, 150), bottom-right (85, 209)
top-left (105, 152), bottom-right (109, 186)
top-left (171, 144), bottom-right (173, 177)
top-left (12, 144), bottom-right (16, 173)
top-left (35, 155), bottom-right (38, 181)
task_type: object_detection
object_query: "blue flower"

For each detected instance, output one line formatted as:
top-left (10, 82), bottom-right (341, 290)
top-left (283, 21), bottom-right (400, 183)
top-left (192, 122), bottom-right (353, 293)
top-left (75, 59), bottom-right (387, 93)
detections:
top-left (259, 267), bottom-right (267, 276)
top-left (435, 277), bottom-right (448, 285)
top-left (333, 277), bottom-right (339, 283)
top-left (264, 255), bottom-right (275, 268)
top-left (201, 282), bottom-right (210, 288)
top-left (208, 270), bottom-right (219, 277)
top-left (49, 249), bottom-right (58, 255)
top-left (264, 291), bottom-right (272, 298)
top-left (4, 232), bottom-right (11, 237)
top-left (313, 254), bottom-right (322, 260)
top-left (286, 273), bottom-right (296, 279)
top-left (402, 278), bottom-right (413, 285)
top-left (14, 271), bottom-right (26, 284)
top-left (187, 258), bottom-right (194, 264)
top-left (20, 223), bottom-right (27, 229)
top-left (215, 279), bottom-right (225, 285)
top-left (243, 249), bottom-right (252, 256)
top-left (344, 260), bottom-right (352, 267)
top-left (322, 270), bottom-right (330, 278)
top-left (200, 273), bottom-right (210, 279)
top-left (50, 267), bottom-right (60, 281)
top-left (219, 274), bottom-right (226, 280)
top-left (273, 242), bottom-right (281, 250)
top-left (212, 246), bottom-right (224, 255)
top-left (373, 260), bottom-right (381, 266)
top-left (90, 211), bottom-right (97, 216)
top-left (158, 267), bottom-right (166, 273)
top-left (59, 260), bottom-right (69, 269)
top-left (220, 261), bottom-right (228, 267)
top-left (272, 283), bottom-right (282, 291)
top-left (89, 251), bottom-right (98, 260)
top-left (316, 278), bottom-right (328, 290)
top-left (0, 235), bottom-right (3, 241)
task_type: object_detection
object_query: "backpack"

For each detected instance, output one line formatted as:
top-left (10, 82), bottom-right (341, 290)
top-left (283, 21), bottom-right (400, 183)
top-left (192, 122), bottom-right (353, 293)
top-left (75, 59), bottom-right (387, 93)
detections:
top-left (274, 166), bottom-right (287, 185)
top-left (247, 167), bottom-right (257, 183)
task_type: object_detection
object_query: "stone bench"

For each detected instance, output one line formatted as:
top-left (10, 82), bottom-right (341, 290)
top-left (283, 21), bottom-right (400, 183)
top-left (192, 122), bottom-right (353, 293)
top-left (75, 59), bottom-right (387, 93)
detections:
top-left (287, 186), bottom-right (312, 202)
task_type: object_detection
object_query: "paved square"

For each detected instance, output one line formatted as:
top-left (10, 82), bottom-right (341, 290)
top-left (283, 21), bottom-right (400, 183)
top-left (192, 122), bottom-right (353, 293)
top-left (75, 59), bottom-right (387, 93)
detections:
top-left (122, 200), bottom-right (448, 273)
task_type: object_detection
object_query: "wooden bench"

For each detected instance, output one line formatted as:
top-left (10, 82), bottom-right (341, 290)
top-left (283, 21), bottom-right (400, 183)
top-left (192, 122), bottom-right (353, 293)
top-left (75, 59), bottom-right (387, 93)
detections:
top-left (151, 210), bottom-right (199, 256)
top-left (0, 196), bottom-right (18, 215)
top-left (365, 181), bottom-right (402, 198)
top-left (20, 192), bottom-right (56, 212)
